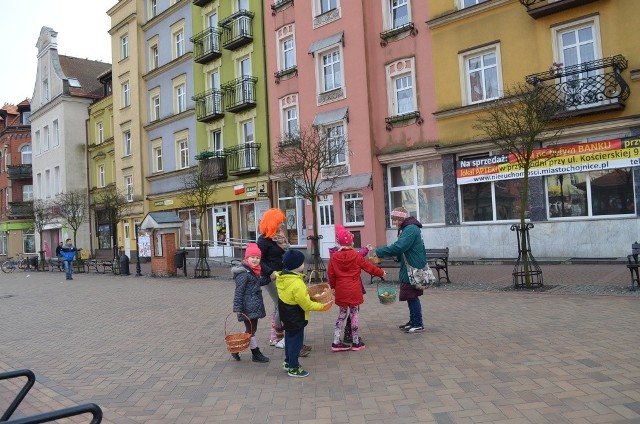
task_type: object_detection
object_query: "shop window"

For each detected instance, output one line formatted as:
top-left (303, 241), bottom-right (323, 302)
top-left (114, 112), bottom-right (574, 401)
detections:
top-left (278, 181), bottom-right (305, 246)
top-left (179, 209), bottom-right (201, 247)
top-left (23, 230), bottom-right (35, 253)
top-left (388, 160), bottom-right (444, 225)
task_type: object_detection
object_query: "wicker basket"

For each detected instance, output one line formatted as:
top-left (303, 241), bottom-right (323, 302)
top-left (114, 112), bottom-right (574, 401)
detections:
top-left (376, 279), bottom-right (397, 305)
top-left (308, 282), bottom-right (333, 305)
top-left (224, 312), bottom-right (252, 353)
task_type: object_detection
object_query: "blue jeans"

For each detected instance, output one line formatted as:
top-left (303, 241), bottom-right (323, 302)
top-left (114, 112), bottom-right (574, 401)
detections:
top-left (407, 298), bottom-right (423, 327)
top-left (64, 260), bottom-right (73, 279)
top-left (284, 327), bottom-right (304, 369)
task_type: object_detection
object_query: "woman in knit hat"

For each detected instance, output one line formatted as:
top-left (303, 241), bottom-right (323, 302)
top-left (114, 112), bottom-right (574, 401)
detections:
top-left (369, 207), bottom-right (427, 333)
top-left (231, 243), bottom-right (269, 363)
top-left (328, 227), bottom-right (385, 351)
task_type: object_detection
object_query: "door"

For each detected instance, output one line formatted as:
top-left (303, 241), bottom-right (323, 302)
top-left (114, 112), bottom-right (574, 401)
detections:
top-left (123, 222), bottom-right (131, 257)
top-left (317, 195), bottom-right (335, 259)
top-left (208, 206), bottom-right (230, 258)
top-left (558, 23), bottom-right (600, 108)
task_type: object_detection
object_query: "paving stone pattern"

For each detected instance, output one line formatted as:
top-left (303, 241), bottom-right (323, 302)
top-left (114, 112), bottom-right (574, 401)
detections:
top-left (1, 263), bottom-right (639, 423)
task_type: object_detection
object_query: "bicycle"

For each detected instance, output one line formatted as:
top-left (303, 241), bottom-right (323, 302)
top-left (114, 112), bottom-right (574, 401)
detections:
top-left (1, 255), bottom-right (32, 273)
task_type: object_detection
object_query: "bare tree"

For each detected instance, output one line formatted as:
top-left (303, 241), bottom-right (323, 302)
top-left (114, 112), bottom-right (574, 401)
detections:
top-left (473, 83), bottom-right (565, 287)
top-left (53, 190), bottom-right (88, 248)
top-left (31, 199), bottom-right (54, 270)
top-left (181, 165), bottom-right (218, 277)
top-left (94, 185), bottom-right (129, 262)
top-left (271, 125), bottom-right (349, 279)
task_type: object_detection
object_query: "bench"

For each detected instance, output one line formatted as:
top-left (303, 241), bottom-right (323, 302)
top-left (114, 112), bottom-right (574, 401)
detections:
top-left (85, 252), bottom-right (114, 274)
top-left (626, 254), bottom-right (639, 292)
top-left (372, 247), bottom-right (450, 285)
top-left (48, 258), bottom-right (64, 272)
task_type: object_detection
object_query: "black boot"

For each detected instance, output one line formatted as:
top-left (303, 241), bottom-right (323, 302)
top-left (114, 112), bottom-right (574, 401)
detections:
top-left (251, 347), bottom-right (270, 363)
top-left (231, 352), bottom-right (241, 361)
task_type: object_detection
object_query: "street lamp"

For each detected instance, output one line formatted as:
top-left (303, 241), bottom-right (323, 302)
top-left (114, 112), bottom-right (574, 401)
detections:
top-left (135, 223), bottom-right (141, 276)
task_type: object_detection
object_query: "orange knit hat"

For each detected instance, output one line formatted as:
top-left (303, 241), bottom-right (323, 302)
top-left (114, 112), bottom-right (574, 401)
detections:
top-left (259, 208), bottom-right (286, 238)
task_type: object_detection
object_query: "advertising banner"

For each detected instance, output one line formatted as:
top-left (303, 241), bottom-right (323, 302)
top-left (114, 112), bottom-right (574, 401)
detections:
top-left (456, 137), bottom-right (640, 185)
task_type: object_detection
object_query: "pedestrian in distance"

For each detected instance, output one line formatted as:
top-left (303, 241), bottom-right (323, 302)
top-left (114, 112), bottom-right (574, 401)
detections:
top-left (328, 227), bottom-right (385, 352)
top-left (369, 207), bottom-right (426, 333)
top-left (231, 243), bottom-right (270, 363)
top-left (55, 241), bottom-right (63, 258)
top-left (60, 239), bottom-right (80, 281)
top-left (276, 249), bottom-right (331, 378)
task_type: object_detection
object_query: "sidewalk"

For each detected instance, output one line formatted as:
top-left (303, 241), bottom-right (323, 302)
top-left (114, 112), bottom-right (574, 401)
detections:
top-left (1, 263), bottom-right (638, 423)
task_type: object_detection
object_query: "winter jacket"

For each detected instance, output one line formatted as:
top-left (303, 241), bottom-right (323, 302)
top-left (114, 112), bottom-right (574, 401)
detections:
top-left (60, 245), bottom-right (78, 262)
top-left (257, 235), bottom-right (285, 279)
top-left (375, 218), bottom-right (426, 301)
top-left (275, 270), bottom-right (324, 331)
top-left (327, 248), bottom-right (384, 307)
top-left (232, 263), bottom-right (267, 321)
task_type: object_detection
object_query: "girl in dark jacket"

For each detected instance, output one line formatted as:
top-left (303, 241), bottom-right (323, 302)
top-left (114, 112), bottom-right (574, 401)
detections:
top-left (231, 243), bottom-right (269, 363)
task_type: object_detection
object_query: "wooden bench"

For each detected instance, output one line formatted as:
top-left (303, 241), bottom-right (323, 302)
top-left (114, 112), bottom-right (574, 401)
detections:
top-left (626, 253), bottom-right (639, 292)
top-left (48, 258), bottom-right (64, 272)
top-left (85, 252), bottom-right (114, 274)
top-left (372, 247), bottom-right (451, 285)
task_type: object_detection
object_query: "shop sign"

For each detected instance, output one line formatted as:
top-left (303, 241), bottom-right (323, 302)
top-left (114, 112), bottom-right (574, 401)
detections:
top-left (246, 186), bottom-right (257, 197)
top-left (456, 137), bottom-right (640, 185)
top-left (234, 184), bottom-right (245, 195)
top-left (258, 182), bottom-right (268, 197)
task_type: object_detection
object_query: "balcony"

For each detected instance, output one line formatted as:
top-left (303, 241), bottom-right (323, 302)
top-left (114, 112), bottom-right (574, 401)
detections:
top-left (193, 89), bottom-right (224, 122)
top-left (380, 22), bottom-right (417, 47)
top-left (271, 0), bottom-right (294, 15)
top-left (7, 164), bottom-right (32, 179)
top-left (226, 143), bottom-right (260, 176)
top-left (222, 77), bottom-right (257, 113)
top-left (519, 0), bottom-right (599, 19)
top-left (192, 0), bottom-right (213, 6)
top-left (220, 10), bottom-right (254, 51)
top-left (191, 27), bottom-right (221, 64)
top-left (274, 66), bottom-right (298, 83)
top-left (525, 55), bottom-right (630, 117)
top-left (199, 154), bottom-right (227, 182)
top-left (384, 111), bottom-right (424, 131)
top-left (8, 201), bottom-right (33, 218)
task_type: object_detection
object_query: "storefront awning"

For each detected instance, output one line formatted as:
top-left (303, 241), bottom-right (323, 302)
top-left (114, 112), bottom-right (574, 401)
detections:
top-left (319, 172), bottom-right (372, 193)
top-left (308, 31), bottom-right (344, 55)
top-left (312, 107), bottom-right (348, 126)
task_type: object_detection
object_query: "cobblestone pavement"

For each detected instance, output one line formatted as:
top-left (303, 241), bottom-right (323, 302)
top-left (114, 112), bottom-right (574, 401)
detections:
top-left (1, 264), bottom-right (639, 423)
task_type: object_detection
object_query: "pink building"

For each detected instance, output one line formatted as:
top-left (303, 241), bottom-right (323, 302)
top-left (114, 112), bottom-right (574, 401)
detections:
top-left (265, 0), bottom-right (439, 258)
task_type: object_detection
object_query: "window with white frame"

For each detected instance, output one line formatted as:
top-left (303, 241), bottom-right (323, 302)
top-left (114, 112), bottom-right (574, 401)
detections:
top-left (461, 0), bottom-right (488, 7)
top-left (386, 58), bottom-right (416, 116)
top-left (388, 160), bottom-right (445, 225)
top-left (461, 45), bottom-right (500, 104)
top-left (280, 36), bottom-right (296, 71)
top-left (210, 129), bottom-right (223, 153)
top-left (149, 0), bottom-right (157, 18)
top-left (177, 138), bottom-right (189, 169)
top-left (320, 49), bottom-right (342, 92)
top-left (123, 130), bottom-right (132, 156)
top-left (21, 145), bottom-right (31, 164)
top-left (150, 43), bottom-right (159, 70)
top-left (23, 229), bottom-right (35, 254)
top-left (151, 93), bottom-right (161, 121)
top-left (121, 34), bottom-right (129, 59)
top-left (122, 81), bottom-right (130, 107)
top-left (237, 0), bottom-right (249, 11)
top-left (277, 181), bottom-right (305, 246)
top-left (174, 29), bottom-right (185, 58)
top-left (460, 179), bottom-right (526, 222)
top-left (325, 123), bottom-right (345, 165)
top-left (36, 173), bottom-right (42, 198)
top-left (34, 130), bottom-right (40, 154)
top-left (43, 125), bottom-right (50, 151)
top-left (23, 185), bottom-right (33, 201)
top-left (45, 169), bottom-right (50, 198)
top-left (98, 164), bottom-right (106, 187)
top-left (176, 84), bottom-right (186, 113)
top-left (178, 209), bottom-right (201, 247)
top-left (42, 79), bottom-right (49, 102)
top-left (152, 143), bottom-right (163, 173)
top-left (52, 119), bottom-right (59, 147)
top-left (54, 166), bottom-right (60, 194)
top-left (284, 106), bottom-right (298, 138)
top-left (318, 0), bottom-right (338, 15)
top-left (384, 0), bottom-right (410, 29)
top-left (0, 232), bottom-right (6, 255)
top-left (97, 121), bottom-right (104, 144)
top-left (124, 175), bottom-right (133, 202)
top-left (343, 191), bottom-right (364, 225)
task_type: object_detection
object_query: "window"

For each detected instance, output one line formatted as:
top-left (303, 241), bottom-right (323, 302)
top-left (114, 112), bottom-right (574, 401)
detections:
top-left (325, 123), bottom-right (345, 165)
top-left (0, 232), bottom-right (7, 255)
top-left (178, 138), bottom-right (189, 169)
top-left (343, 192), bottom-right (364, 225)
top-left (149, 0), bottom-right (157, 18)
top-left (176, 84), bottom-right (186, 113)
top-left (34, 131), bottom-right (40, 154)
top-left (52, 120), bottom-right (59, 147)
top-left (319, 0), bottom-right (337, 14)
top-left (122, 81), bottom-right (130, 107)
top-left (20, 145), bottom-right (32, 164)
top-left (23, 185), bottom-right (33, 201)
top-left (123, 130), bottom-right (132, 156)
top-left (281, 37), bottom-right (296, 70)
top-left (462, 46), bottom-right (500, 104)
top-left (54, 166), bottom-right (60, 194)
top-left (211, 129), bottom-right (223, 153)
top-left (151, 94), bottom-right (160, 121)
top-left (277, 182), bottom-right (305, 246)
top-left (387, 58), bottom-right (416, 116)
top-left (42, 79), bottom-right (49, 102)
top-left (175, 30), bottom-right (185, 58)
top-left (36, 173), bottom-right (42, 198)
top-left (45, 169), bottom-right (51, 198)
top-left (21, 111), bottom-right (30, 125)
top-left (390, 0), bottom-right (409, 29)
top-left (121, 34), bottom-right (129, 59)
top-left (150, 44), bottom-right (159, 70)
top-left (124, 175), bottom-right (133, 202)
top-left (98, 165), bottom-right (106, 187)
top-left (237, 0), bottom-right (249, 11)
top-left (283, 107), bottom-right (299, 139)
top-left (461, 0), bottom-right (488, 7)
top-left (461, 180), bottom-right (525, 222)
top-left (152, 144), bottom-right (163, 172)
top-left (43, 125), bottom-right (50, 151)
top-left (241, 120), bottom-right (256, 169)
top-left (97, 122), bottom-right (104, 144)
top-left (178, 209), bottom-right (201, 247)
top-left (23, 229), bottom-right (35, 254)
top-left (321, 49), bottom-right (342, 92)
top-left (389, 160), bottom-right (445, 225)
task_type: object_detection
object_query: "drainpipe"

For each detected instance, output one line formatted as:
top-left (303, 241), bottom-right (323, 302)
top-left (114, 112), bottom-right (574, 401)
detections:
top-left (85, 117), bottom-right (94, 255)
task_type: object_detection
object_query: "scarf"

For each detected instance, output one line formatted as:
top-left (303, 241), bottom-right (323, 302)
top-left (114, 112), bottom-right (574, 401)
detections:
top-left (243, 259), bottom-right (261, 278)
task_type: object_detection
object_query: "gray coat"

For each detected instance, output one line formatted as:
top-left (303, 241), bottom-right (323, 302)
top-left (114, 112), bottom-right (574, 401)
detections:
top-left (232, 264), bottom-right (267, 321)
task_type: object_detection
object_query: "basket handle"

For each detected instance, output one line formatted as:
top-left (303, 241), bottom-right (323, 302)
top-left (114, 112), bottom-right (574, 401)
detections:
top-left (225, 312), bottom-right (253, 336)
top-left (306, 269), bottom-right (323, 286)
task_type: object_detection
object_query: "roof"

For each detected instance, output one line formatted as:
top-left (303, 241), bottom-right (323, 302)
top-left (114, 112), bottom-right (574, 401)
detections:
top-left (58, 55), bottom-right (111, 99)
top-left (140, 212), bottom-right (183, 230)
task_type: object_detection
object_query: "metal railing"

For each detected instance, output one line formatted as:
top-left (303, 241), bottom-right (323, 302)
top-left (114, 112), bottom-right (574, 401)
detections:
top-left (225, 143), bottom-right (260, 175)
top-left (193, 89), bottom-right (224, 122)
top-left (220, 10), bottom-right (254, 50)
top-left (221, 77), bottom-right (257, 112)
top-left (190, 27), bottom-right (221, 63)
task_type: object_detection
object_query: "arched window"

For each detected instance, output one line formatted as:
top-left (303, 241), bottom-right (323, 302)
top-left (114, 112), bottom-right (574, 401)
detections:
top-left (21, 145), bottom-right (32, 164)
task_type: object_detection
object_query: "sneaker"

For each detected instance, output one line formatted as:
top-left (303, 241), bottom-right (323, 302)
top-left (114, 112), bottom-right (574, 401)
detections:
top-left (331, 342), bottom-right (351, 352)
top-left (287, 366), bottom-right (310, 378)
top-left (403, 326), bottom-right (425, 333)
top-left (351, 341), bottom-right (366, 351)
top-left (268, 339), bottom-right (281, 346)
top-left (398, 321), bottom-right (412, 330)
top-left (282, 361), bottom-right (290, 371)
top-left (275, 339), bottom-right (285, 349)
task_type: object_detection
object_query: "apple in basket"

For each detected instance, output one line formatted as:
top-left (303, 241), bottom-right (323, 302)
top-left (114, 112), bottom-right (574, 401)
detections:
top-left (383, 291), bottom-right (390, 297)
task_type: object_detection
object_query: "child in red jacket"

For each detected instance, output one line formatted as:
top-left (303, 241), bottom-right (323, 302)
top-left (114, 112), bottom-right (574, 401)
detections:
top-left (328, 228), bottom-right (385, 352)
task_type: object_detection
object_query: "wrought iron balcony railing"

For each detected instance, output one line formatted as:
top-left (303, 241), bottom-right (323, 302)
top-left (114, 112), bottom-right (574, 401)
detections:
top-left (525, 55), bottom-right (629, 116)
top-left (193, 89), bottom-right (224, 122)
top-left (199, 154), bottom-right (227, 181)
top-left (220, 10), bottom-right (254, 51)
top-left (191, 27), bottom-right (221, 64)
top-left (8, 201), bottom-right (33, 218)
top-left (221, 77), bottom-right (257, 113)
top-left (274, 66), bottom-right (298, 83)
top-left (519, 0), bottom-right (599, 19)
top-left (225, 143), bottom-right (260, 175)
top-left (7, 164), bottom-right (32, 179)
top-left (380, 22), bottom-right (417, 46)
